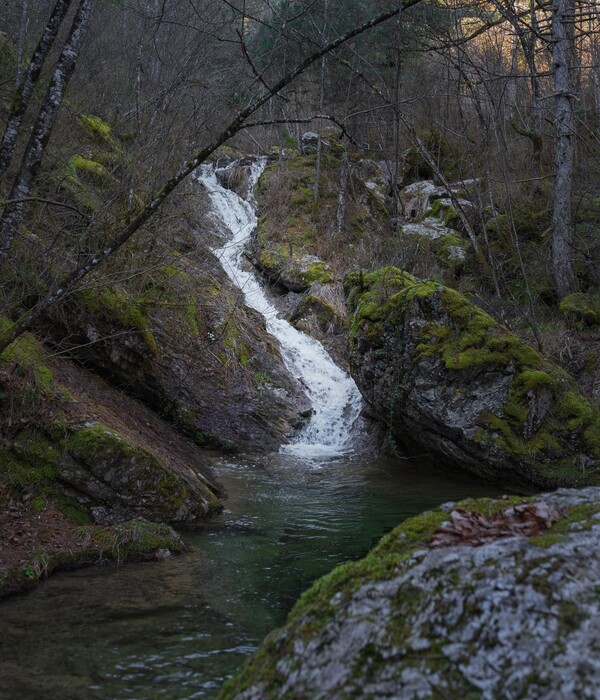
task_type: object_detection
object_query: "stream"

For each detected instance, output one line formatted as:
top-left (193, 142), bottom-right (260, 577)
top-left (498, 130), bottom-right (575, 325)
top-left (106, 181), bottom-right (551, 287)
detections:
top-left (0, 159), bottom-right (501, 699)
top-left (0, 454), bottom-right (497, 699)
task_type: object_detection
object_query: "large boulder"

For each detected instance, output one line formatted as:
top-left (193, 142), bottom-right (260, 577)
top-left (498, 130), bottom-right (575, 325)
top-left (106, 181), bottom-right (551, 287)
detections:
top-left (221, 487), bottom-right (600, 700)
top-left (1, 332), bottom-right (222, 526)
top-left (344, 267), bottom-right (600, 489)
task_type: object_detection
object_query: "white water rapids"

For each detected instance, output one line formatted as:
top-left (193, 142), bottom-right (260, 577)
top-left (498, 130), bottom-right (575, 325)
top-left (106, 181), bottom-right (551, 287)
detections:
top-left (196, 158), bottom-right (362, 459)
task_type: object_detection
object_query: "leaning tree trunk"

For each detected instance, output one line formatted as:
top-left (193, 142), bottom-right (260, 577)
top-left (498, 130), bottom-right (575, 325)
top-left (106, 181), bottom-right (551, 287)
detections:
top-left (0, 0), bottom-right (74, 181)
top-left (0, 0), bottom-right (95, 267)
top-left (551, 0), bottom-right (578, 299)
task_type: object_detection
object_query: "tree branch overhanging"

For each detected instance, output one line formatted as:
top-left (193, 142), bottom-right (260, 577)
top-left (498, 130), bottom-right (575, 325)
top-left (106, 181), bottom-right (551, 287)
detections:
top-left (0, 0), bottom-right (426, 355)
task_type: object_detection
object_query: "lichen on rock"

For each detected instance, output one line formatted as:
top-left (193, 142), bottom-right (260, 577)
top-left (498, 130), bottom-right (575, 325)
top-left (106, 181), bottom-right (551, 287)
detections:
top-left (220, 487), bottom-right (600, 700)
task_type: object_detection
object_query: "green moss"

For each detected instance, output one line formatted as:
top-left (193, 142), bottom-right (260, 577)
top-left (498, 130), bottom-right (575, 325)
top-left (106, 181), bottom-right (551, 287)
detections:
top-left (67, 424), bottom-right (139, 463)
top-left (76, 114), bottom-right (116, 146)
top-left (303, 261), bottom-right (333, 285)
top-left (422, 198), bottom-right (460, 228)
top-left (1, 329), bottom-right (44, 366)
top-left (78, 287), bottom-right (158, 354)
top-left (346, 267), bottom-right (600, 485)
top-left (0, 328), bottom-right (55, 394)
top-left (530, 533), bottom-right (566, 548)
top-left (0, 446), bottom-right (53, 493)
top-left (560, 293), bottom-right (600, 327)
top-left (67, 154), bottom-right (111, 184)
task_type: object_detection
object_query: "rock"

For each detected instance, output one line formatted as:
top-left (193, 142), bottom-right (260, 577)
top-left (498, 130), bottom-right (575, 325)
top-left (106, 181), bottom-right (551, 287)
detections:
top-left (253, 250), bottom-right (333, 293)
top-left (560, 292), bottom-right (600, 328)
top-left (216, 159), bottom-right (260, 199)
top-left (344, 267), bottom-right (600, 489)
top-left (300, 132), bottom-right (330, 155)
top-left (1, 333), bottom-right (223, 528)
top-left (399, 180), bottom-right (439, 220)
top-left (56, 422), bottom-right (220, 524)
top-left (399, 179), bottom-right (480, 222)
top-left (44, 219), bottom-right (309, 454)
top-left (401, 220), bottom-right (468, 266)
top-left (220, 487), bottom-right (600, 700)
top-left (288, 285), bottom-right (349, 367)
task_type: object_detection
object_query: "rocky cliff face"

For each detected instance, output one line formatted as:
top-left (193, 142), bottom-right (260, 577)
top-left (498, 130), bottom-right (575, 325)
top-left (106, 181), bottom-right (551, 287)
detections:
top-left (344, 267), bottom-right (600, 489)
top-left (42, 181), bottom-right (309, 454)
top-left (221, 487), bottom-right (600, 700)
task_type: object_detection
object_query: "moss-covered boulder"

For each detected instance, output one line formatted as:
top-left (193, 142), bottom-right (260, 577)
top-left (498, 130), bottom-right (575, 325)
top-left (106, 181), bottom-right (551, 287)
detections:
top-left (560, 292), bottom-right (600, 328)
top-left (254, 250), bottom-right (333, 293)
top-left (344, 267), bottom-right (600, 489)
top-left (400, 220), bottom-right (468, 268)
top-left (221, 487), bottom-right (600, 699)
top-left (56, 422), bottom-right (220, 524)
top-left (1, 327), bottom-right (222, 527)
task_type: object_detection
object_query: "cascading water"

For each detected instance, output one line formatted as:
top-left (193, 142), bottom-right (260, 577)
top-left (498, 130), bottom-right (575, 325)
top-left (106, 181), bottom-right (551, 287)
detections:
top-left (196, 158), bottom-right (362, 458)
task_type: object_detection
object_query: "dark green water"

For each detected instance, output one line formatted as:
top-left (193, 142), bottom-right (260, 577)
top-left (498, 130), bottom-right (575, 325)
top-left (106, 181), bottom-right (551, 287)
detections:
top-left (0, 452), bottom-right (500, 699)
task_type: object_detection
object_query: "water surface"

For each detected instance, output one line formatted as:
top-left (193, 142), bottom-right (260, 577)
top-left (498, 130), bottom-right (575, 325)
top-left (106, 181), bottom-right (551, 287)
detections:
top-left (0, 452), bottom-right (501, 699)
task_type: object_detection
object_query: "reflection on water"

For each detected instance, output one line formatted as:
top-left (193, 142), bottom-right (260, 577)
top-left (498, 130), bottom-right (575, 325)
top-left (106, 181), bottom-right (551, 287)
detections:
top-left (0, 453), bottom-right (502, 699)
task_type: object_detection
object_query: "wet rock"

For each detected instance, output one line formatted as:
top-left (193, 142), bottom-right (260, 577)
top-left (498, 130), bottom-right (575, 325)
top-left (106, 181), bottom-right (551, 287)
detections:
top-left (288, 285), bottom-right (349, 367)
top-left (216, 159), bottom-right (260, 199)
top-left (253, 250), bottom-right (333, 294)
top-left (43, 211), bottom-right (309, 454)
top-left (344, 267), bottom-right (600, 489)
top-left (220, 487), bottom-right (600, 700)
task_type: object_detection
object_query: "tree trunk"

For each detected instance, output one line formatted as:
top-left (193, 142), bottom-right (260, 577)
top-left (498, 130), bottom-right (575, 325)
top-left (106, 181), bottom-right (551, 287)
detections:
top-left (551, 0), bottom-right (578, 299)
top-left (0, 0), bottom-right (95, 267)
top-left (0, 0), bottom-right (73, 181)
top-left (336, 150), bottom-right (349, 235)
top-left (15, 0), bottom-right (30, 89)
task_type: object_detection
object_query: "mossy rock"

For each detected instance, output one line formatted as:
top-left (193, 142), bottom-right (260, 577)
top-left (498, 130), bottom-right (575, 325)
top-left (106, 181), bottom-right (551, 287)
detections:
top-left (58, 422), bottom-right (220, 523)
top-left (560, 292), bottom-right (600, 328)
top-left (401, 221), bottom-right (468, 270)
top-left (221, 487), bottom-right (600, 699)
top-left (255, 247), bottom-right (333, 292)
top-left (77, 285), bottom-right (158, 354)
top-left (344, 267), bottom-right (600, 489)
top-left (67, 154), bottom-right (112, 185)
top-left (76, 113), bottom-right (118, 149)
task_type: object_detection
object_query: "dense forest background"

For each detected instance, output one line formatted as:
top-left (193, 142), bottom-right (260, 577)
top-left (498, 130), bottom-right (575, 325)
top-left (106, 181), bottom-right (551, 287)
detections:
top-left (1, 0), bottom-right (599, 358)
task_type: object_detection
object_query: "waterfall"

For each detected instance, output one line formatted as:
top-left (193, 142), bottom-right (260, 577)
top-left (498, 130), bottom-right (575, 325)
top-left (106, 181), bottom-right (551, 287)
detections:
top-left (196, 158), bottom-right (362, 459)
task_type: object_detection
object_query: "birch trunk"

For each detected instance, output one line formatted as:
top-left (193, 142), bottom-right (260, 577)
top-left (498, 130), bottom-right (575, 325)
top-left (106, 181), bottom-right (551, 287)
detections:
top-left (551, 0), bottom-right (578, 298)
top-left (0, 0), bottom-right (95, 266)
top-left (0, 0), bottom-right (73, 181)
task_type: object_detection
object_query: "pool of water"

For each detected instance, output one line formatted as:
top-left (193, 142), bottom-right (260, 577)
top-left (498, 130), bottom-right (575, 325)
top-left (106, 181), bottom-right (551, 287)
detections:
top-left (0, 452), bottom-right (503, 699)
